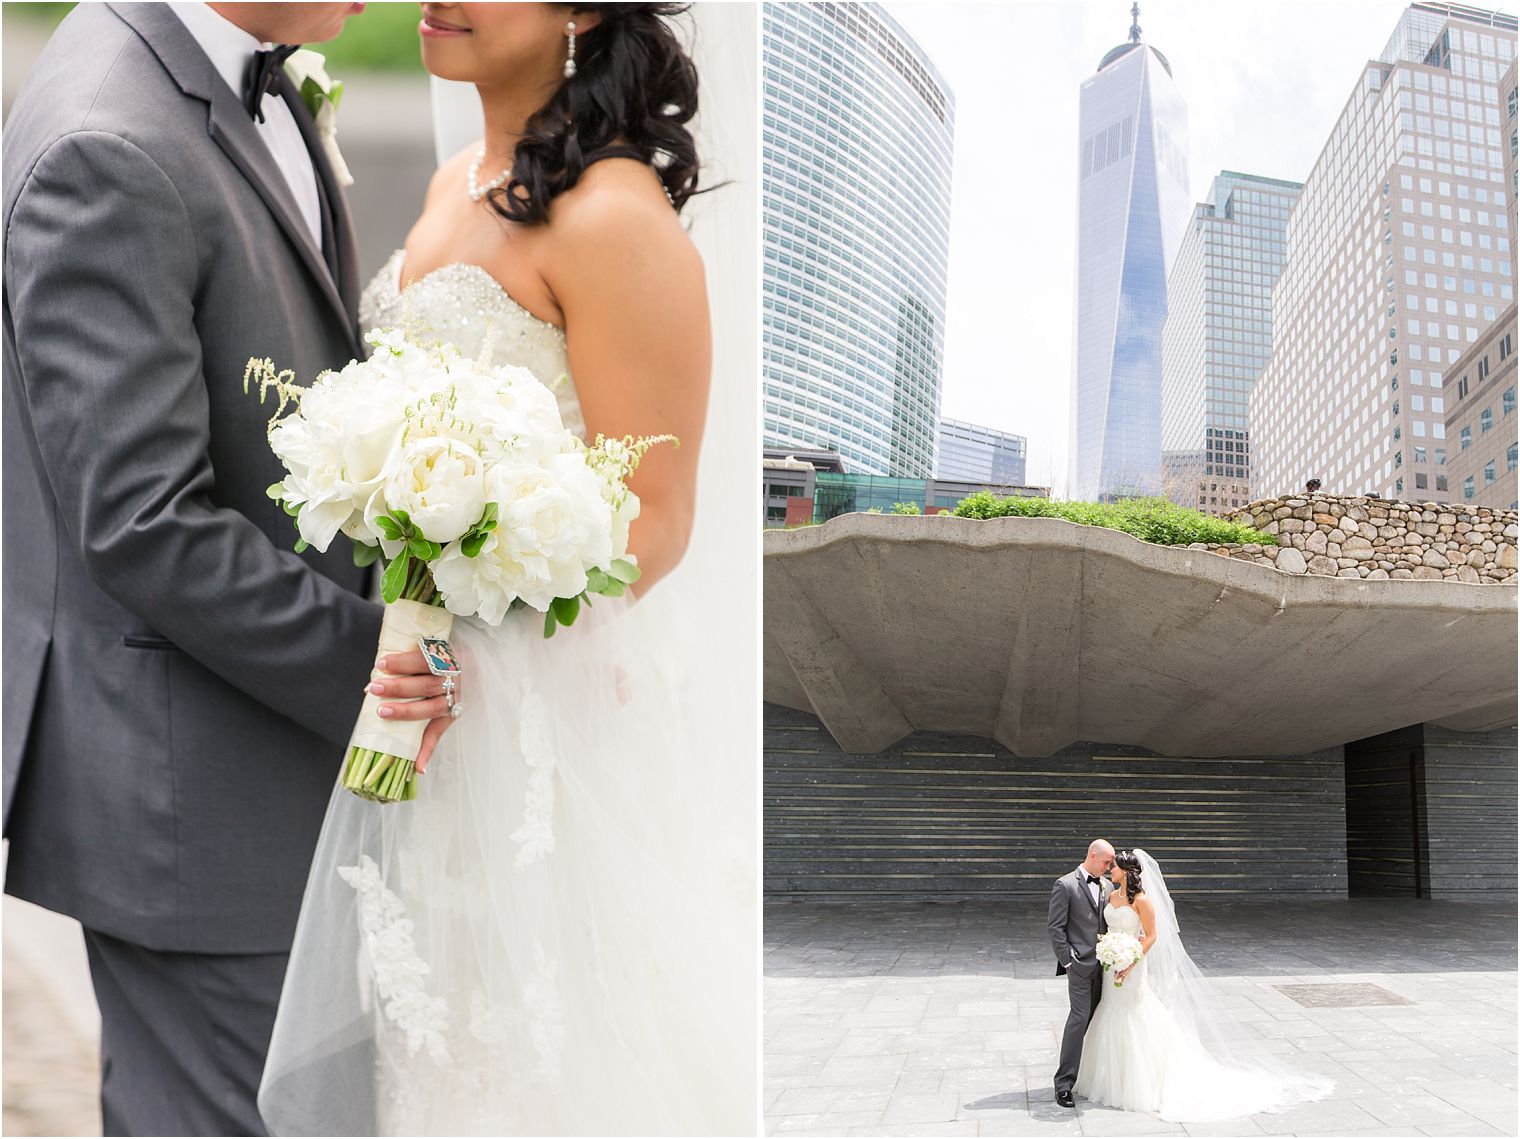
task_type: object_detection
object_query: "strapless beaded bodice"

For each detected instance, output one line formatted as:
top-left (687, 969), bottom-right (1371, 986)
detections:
top-left (358, 249), bottom-right (585, 440)
top-left (1104, 903), bottom-right (1142, 935)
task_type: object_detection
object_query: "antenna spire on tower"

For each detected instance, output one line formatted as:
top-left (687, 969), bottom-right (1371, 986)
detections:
top-left (1129, 2), bottom-right (1142, 44)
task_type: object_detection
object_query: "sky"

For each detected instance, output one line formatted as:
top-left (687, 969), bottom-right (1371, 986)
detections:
top-left (889, 0), bottom-right (1437, 495)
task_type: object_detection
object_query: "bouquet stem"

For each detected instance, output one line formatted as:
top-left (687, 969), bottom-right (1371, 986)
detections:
top-left (342, 571), bottom-right (452, 804)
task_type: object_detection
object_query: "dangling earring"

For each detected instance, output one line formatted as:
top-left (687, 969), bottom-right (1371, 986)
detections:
top-left (563, 21), bottom-right (577, 79)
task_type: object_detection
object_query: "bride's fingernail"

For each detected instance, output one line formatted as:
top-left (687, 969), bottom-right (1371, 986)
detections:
top-left (375, 656), bottom-right (389, 671)
top-left (377, 706), bottom-right (394, 718)
top-left (367, 682), bottom-right (383, 695)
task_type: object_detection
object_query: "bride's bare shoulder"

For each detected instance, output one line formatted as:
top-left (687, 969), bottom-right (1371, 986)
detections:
top-left (422, 143), bottom-right (481, 208)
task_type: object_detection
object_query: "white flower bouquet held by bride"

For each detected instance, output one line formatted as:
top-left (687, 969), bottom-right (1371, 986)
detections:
top-left (244, 328), bottom-right (674, 803)
top-left (1096, 930), bottom-right (1144, 987)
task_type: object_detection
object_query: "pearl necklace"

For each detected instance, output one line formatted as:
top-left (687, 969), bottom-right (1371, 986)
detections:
top-left (467, 147), bottom-right (510, 203)
top-left (467, 146), bottom-right (678, 207)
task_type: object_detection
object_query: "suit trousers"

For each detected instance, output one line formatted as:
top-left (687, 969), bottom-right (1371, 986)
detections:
top-left (83, 929), bottom-right (288, 1137)
top-left (1054, 962), bottom-right (1102, 1094)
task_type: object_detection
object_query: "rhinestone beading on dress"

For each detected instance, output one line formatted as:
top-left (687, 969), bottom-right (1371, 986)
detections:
top-left (359, 249), bottom-right (586, 441)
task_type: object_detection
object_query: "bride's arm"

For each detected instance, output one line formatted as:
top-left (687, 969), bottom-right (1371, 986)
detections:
top-left (1135, 896), bottom-right (1159, 954)
top-left (546, 160), bottom-right (712, 595)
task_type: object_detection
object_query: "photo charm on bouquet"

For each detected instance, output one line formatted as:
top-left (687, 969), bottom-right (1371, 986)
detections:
top-left (245, 327), bottom-right (673, 803)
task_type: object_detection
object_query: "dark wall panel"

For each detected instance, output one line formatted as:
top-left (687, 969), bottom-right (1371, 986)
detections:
top-left (1344, 724), bottom-right (1427, 897)
top-left (1423, 724), bottom-right (1518, 896)
top-left (765, 703), bottom-right (1348, 901)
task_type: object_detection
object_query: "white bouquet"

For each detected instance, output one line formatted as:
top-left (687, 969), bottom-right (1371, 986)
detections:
top-left (245, 328), bottom-right (673, 803)
top-left (1095, 931), bottom-right (1144, 987)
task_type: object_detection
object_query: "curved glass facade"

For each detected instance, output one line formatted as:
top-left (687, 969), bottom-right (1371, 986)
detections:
top-left (1069, 41), bottom-right (1191, 502)
top-left (762, 2), bottom-right (955, 477)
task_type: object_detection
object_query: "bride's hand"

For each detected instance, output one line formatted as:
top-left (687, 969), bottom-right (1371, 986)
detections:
top-left (370, 650), bottom-right (458, 773)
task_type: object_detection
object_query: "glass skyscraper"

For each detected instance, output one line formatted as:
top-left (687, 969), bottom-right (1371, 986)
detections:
top-left (936, 417), bottom-right (1029, 485)
top-left (1252, 2), bottom-right (1517, 501)
top-left (761, 2), bottom-right (955, 477)
top-left (1069, 8), bottom-right (1191, 503)
top-left (1161, 172), bottom-right (1302, 514)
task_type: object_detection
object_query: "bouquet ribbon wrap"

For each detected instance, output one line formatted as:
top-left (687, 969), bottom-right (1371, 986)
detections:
top-left (343, 599), bottom-right (454, 802)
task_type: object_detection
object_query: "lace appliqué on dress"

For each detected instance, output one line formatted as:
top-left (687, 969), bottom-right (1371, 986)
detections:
top-left (511, 688), bottom-right (557, 868)
top-left (338, 855), bottom-right (452, 1063)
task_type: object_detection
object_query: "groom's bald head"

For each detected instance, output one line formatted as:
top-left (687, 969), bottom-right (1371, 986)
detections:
top-left (1083, 839), bottom-right (1116, 875)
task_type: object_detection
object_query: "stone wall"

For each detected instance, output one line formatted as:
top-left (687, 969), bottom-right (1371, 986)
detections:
top-left (1192, 495), bottom-right (1518, 583)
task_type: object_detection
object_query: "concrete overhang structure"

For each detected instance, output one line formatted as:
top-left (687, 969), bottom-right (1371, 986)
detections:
top-left (764, 515), bottom-right (1518, 758)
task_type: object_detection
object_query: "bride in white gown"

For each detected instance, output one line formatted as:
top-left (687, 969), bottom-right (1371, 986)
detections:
top-left (258, 5), bottom-right (753, 1134)
top-left (1075, 850), bottom-right (1332, 1122)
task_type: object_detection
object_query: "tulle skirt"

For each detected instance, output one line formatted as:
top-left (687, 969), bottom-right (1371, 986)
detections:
top-left (1076, 959), bottom-right (1318, 1122)
top-left (258, 594), bottom-right (756, 1135)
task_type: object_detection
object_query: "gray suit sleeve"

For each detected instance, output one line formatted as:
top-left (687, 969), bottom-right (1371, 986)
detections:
top-left (1048, 878), bottom-right (1073, 964)
top-left (6, 130), bottom-right (380, 745)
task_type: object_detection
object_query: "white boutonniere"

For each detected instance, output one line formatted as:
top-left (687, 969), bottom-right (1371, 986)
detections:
top-left (284, 48), bottom-right (354, 188)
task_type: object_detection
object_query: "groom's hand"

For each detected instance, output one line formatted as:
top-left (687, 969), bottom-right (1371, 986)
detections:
top-left (370, 650), bottom-right (458, 774)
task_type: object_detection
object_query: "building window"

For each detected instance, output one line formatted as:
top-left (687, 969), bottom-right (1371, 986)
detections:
top-left (1437, 475), bottom-right (1449, 492)
top-left (1505, 387), bottom-right (1516, 415)
top-left (1436, 448), bottom-right (1447, 466)
top-left (1461, 425), bottom-right (1473, 449)
top-left (1416, 472), bottom-right (1429, 490)
top-left (1509, 443), bottom-right (1518, 472)
top-left (1464, 476), bottom-right (1476, 499)
top-left (1415, 446), bottom-right (1427, 463)
top-left (1458, 375), bottom-right (1470, 399)
top-left (1396, 478), bottom-right (1404, 496)
top-left (1502, 332), bottom-right (1514, 361)
top-left (1481, 408), bottom-right (1493, 433)
top-left (1479, 356), bottom-right (1490, 381)
top-left (1485, 461), bottom-right (1497, 486)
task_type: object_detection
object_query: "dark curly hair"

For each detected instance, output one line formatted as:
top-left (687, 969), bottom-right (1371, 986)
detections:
top-left (486, 3), bottom-right (701, 226)
top-left (1115, 850), bottom-right (1144, 904)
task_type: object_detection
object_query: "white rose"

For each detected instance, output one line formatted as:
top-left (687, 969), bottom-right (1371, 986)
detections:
top-left (384, 437), bottom-right (488, 545)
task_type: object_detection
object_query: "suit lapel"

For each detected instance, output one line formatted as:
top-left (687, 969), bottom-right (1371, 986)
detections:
top-left (1076, 870), bottom-right (1099, 914)
top-left (278, 81), bottom-right (360, 339)
top-left (106, 3), bottom-right (359, 357)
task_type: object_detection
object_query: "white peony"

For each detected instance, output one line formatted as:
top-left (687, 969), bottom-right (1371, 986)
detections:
top-left (431, 455), bottom-right (612, 620)
top-left (384, 437), bottom-right (487, 545)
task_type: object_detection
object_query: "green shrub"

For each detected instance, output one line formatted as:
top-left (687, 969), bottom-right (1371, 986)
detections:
top-left (950, 493), bottom-right (1277, 547)
top-left (889, 501), bottom-right (922, 515)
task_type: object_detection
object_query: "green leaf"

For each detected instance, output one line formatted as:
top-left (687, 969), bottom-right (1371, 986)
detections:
top-left (376, 515), bottom-right (404, 541)
top-left (551, 594), bottom-right (581, 628)
top-left (600, 578), bottom-right (625, 598)
top-left (266, 482), bottom-right (286, 501)
top-left (380, 555), bottom-right (409, 604)
top-left (282, 498), bottom-right (302, 517)
top-left (352, 542), bottom-right (382, 567)
top-left (461, 531), bottom-right (489, 558)
top-left (299, 75), bottom-right (325, 118)
top-left (605, 559), bottom-right (641, 585)
top-left (543, 608), bottom-right (558, 638)
top-left (586, 568), bottom-right (610, 593)
top-left (294, 538), bottom-right (310, 554)
top-left (407, 536), bottom-right (442, 562)
top-left (391, 508), bottom-right (412, 529)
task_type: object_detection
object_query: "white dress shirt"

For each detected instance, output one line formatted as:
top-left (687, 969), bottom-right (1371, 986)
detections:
top-left (1078, 865), bottom-right (1102, 909)
top-left (171, 3), bottom-right (323, 247)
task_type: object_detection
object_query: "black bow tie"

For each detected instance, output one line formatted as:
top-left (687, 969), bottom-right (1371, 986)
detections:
top-left (243, 45), bottom-right (300, 122)
top-left (1086, 875), bottom-right (1102, 885)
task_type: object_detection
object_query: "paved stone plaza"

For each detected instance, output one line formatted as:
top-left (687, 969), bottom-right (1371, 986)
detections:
top-left (765, 899), bottom-right (1518, 1137)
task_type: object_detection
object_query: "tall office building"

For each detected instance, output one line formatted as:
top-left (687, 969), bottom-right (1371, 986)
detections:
top-left (1161, 172), bottom-right (1302, 514)
top-left (1069, 4), bottom-right (1191, 502)
top-left (761, 3), bottom-right (955, 477)
top-left (1251, 2), bottom-right (1517, 501)
top-left (936, 418), bottom-right (1028, 484)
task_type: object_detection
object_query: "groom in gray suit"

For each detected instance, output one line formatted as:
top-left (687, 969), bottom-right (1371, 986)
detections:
top-left (1048, 838), bottom-right (1115, 1108)
top-left (3, 4), bottom-right (449, 1133)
